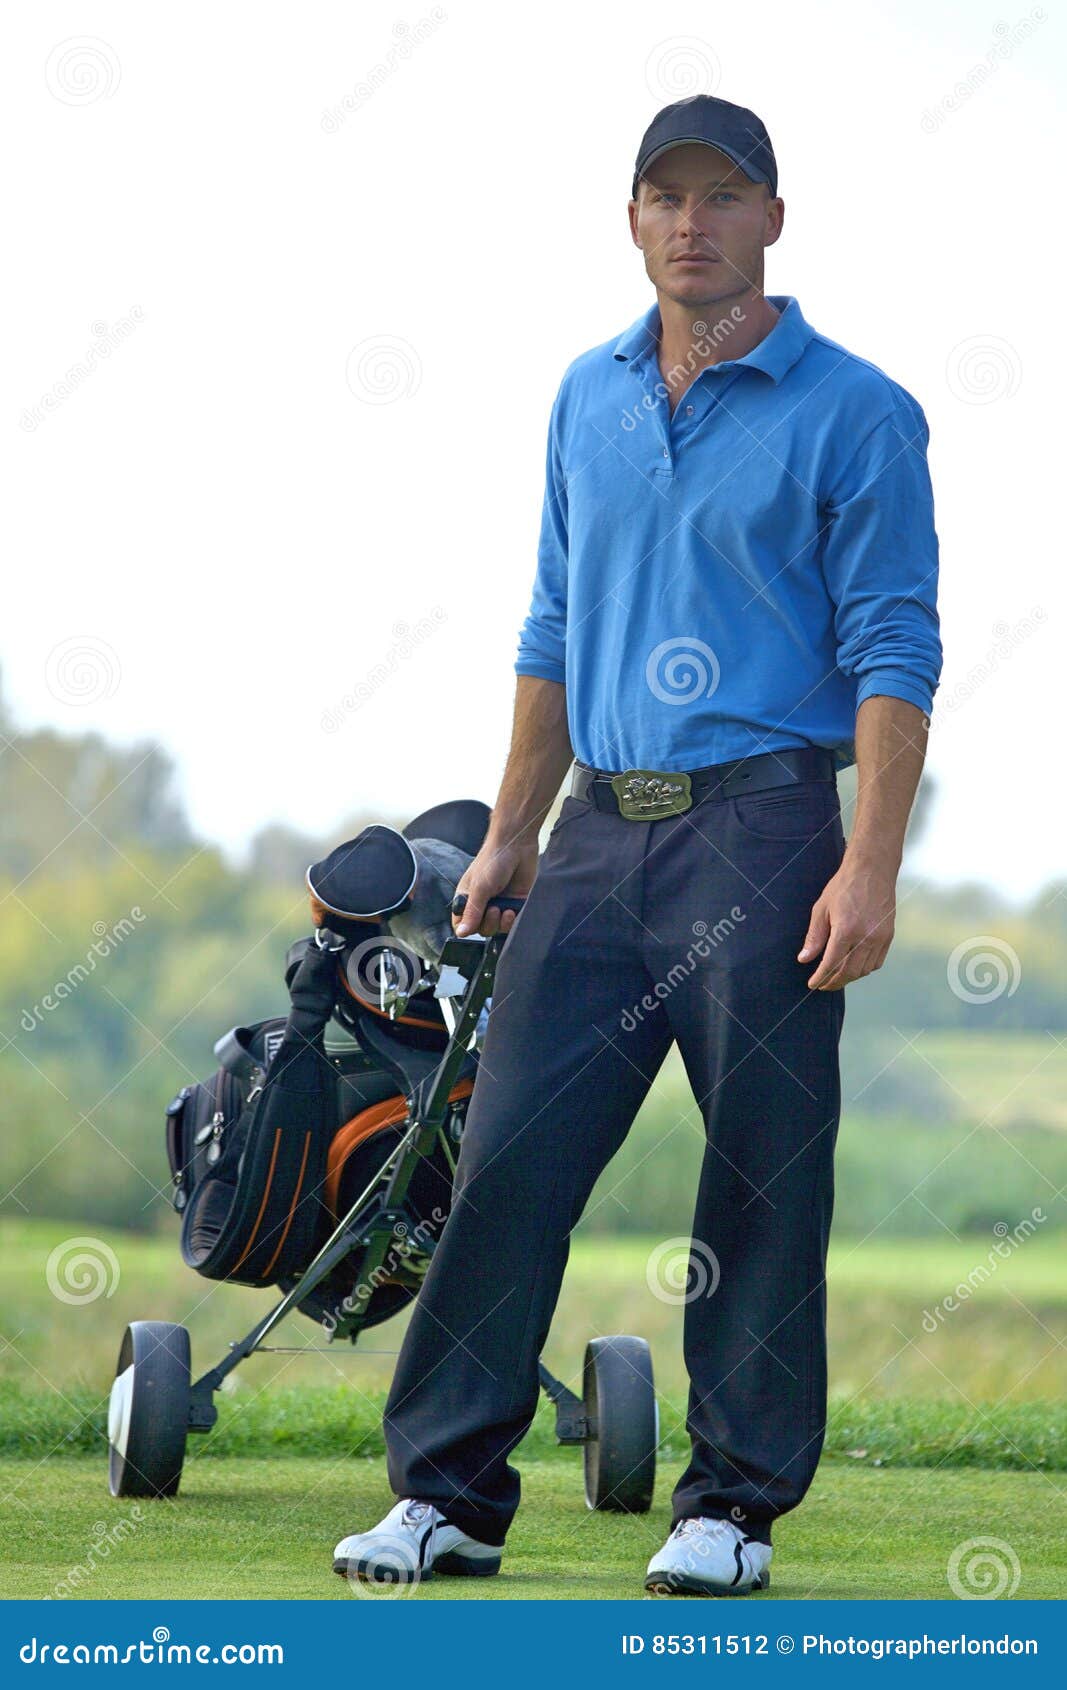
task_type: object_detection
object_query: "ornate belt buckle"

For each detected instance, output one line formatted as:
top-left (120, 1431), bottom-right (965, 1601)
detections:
top-left (610, 767), bottom-right (693, 821)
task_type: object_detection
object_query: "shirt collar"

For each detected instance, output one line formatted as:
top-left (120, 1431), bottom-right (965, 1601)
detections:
top-left (611, 294), bottom-right (813, 386)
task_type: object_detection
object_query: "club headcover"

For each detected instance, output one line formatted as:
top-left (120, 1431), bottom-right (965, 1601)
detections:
top-left (306, 800), bottom-right (492, 952)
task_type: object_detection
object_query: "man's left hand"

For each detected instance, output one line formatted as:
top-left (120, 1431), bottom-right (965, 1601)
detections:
top-left (798, 857), bottom-right (897, 991)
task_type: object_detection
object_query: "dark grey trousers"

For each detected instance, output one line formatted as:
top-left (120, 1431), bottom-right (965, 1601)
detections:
top-left (383, 773), bottom-right (847, 1547)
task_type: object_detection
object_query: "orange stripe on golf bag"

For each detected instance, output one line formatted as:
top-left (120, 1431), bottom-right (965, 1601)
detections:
top-left (230, 1129), bottom-right (283, 1273)
top-left (229, 1128), bottom-right (313, 1279)
top-left (324, 1077), bottom-right (475, 1219)
top-left (261, 1130), bottom-right (313, 1280)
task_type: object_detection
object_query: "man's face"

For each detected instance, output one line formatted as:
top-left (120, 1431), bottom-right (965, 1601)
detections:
top-left (629, 143), bottom-right (784, 307)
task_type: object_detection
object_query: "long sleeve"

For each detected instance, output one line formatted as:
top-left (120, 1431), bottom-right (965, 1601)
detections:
top-left (820, 398), bottom-right (943, 716)
top-left (514, 385), bottom-right (568, 684)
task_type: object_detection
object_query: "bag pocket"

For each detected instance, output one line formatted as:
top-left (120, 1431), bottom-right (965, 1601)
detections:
top-left (164, 1068), bottom-right (245, 1212)
top-left (731, 778), bottom-right (835, 842)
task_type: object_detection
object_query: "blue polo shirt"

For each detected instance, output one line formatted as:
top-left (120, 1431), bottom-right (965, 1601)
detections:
top-left (514, 294), bottom-right (942, 772)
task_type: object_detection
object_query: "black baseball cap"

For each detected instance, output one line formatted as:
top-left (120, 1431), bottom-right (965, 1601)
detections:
top-left (632, 94), bottom-right (777, 200)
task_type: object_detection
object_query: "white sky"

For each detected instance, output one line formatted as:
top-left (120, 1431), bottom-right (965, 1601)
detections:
top-left (3, 0), bottom-right (1063, 900)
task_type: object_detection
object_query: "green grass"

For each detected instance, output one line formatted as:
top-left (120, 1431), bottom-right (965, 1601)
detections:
top-left (2, 1455), bottom-right (1065, 1600)
top-left (0, 1381), bottom-right (560, 1463)
top-left (3, 1218), bottom-right (1066, 1602)
top-left (5, 1220), bottom-right (1067, 1405)
top-left (3, 1380), bottom-right (1066, 1472)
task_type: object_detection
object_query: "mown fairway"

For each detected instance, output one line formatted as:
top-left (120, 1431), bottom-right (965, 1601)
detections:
top-left (3, 1456), bottom-right (1065, 1601)
top-left (1, 1219), bottom-right (1065, 1599)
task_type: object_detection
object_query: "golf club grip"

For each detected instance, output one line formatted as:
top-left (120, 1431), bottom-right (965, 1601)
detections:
top-left (451, 892), bottom-right (526, 918)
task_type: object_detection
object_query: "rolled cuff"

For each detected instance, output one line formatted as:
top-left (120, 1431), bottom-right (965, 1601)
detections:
top-left (855, 669), bottom-right (934, 716)
top-left (514, 656), bottom-right (566, 685)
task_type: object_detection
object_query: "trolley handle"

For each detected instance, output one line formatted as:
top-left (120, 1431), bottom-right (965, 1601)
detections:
top-left (450, 892), bottom-right (526, 919)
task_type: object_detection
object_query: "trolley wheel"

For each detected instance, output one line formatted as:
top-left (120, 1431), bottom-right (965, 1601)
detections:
top-left (582, 1334), bottom-right (658, 1513)
top-left (107, 1321), bottom-right (190, 1498)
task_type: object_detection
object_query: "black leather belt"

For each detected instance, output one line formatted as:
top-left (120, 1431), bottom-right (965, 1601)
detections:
top-left (570, 747), bottom-right (836, 821)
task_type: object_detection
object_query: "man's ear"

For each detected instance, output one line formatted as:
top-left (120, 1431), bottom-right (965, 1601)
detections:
top-left (628, 191), bottom-right (642, 248)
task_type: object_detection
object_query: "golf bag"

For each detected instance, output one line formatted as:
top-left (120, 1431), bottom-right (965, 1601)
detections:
top-left (164, 933), bottom-right (468, 1309)
top-left (166, 939), bottom-right (342, 1286)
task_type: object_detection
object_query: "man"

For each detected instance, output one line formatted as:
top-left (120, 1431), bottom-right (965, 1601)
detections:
top-left (334, 93), bottom-right (942, 1596)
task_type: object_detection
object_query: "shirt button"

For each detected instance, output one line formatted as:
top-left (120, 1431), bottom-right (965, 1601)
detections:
top-left (686, 405), bottom-right (694, 415)
top-left (662, 447), bottom-right (669, 458)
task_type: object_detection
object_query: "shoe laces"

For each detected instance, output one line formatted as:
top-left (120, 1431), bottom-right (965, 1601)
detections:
top-left (672, 1516), bottom-right (734, 1542)
top-left (400, 1499), bottom-right (436, 1530)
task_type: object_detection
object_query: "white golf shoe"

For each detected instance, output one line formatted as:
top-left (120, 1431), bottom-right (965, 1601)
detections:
top-left (333, 1497), bottom-right (502, 1585)
top-left (645, 1516), bottom-right (772, 1596)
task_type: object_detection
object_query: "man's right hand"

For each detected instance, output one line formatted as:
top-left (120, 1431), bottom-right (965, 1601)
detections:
top-left (452, 837), bottom-right (540, 937)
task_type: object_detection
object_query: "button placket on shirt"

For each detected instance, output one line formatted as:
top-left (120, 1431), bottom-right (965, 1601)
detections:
top-left (630, 356), bottom-right (742, 481)
top-left (667, 369), bottom-right (744, 473)
top-left (628, 353), bottom-right (676, 480)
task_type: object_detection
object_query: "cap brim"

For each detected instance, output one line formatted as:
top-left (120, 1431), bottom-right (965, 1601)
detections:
top-left (634, 137), bottom-right (765, 193)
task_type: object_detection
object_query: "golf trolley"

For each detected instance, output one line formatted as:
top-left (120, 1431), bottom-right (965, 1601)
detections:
top-left (107, 800), bottom-right (659, 1515)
